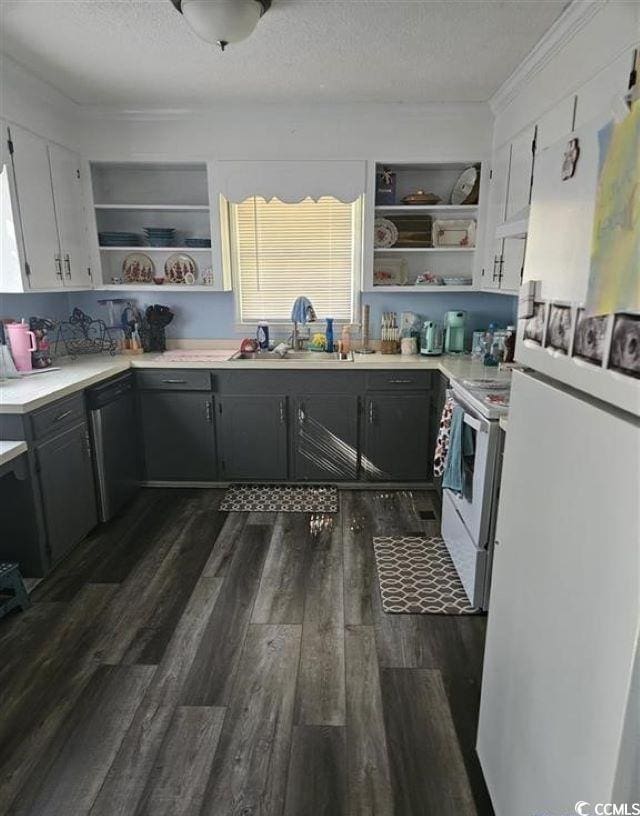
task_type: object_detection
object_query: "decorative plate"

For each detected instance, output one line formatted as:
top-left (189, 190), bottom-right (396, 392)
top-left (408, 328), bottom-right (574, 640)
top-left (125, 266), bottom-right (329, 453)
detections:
top-left (374, 218), bottom-right (399, 248)
top-left (450, 166), bottom-right (479, 205)
top-left (122, 252), bottom-right (154, 283)
top-left (432, 219), bottom-right (476, 247)
top-left (373, 257), bottom-right (408, 286)
top-left (165, 253), bottom-right (198, 284)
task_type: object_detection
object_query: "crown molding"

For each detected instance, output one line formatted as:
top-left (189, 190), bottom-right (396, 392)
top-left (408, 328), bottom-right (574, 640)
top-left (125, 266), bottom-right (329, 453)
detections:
top-left (79, 100), bottom-right (491, 121)
top-left (489, 0), bottom-right (605, 115)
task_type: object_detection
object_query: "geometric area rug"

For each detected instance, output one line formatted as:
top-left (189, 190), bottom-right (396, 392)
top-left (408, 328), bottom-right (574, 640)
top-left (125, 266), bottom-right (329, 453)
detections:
top-left (373, 536), bottom-right (481, 615)
top-left (220, 484), bottom-right (339, 513)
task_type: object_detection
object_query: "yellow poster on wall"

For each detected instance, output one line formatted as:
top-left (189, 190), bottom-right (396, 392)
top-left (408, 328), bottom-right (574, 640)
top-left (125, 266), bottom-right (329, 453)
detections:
top-left (586, 99), bottom-right (640, 315)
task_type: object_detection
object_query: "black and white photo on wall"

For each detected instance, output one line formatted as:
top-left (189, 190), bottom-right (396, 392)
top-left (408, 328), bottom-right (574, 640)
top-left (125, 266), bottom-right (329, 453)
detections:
top-left (572, 309), bottom-right (608, 365)
top-left (608, 313), bottom-right (640, 379)
top-left (522, 302), bottom-right (546, 345)
top-left (545, 304), bottom-right (572, 354)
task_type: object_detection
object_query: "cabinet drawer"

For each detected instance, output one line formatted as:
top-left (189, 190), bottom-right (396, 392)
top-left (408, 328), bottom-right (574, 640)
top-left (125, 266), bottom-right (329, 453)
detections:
top-left (136, 369), bottom-right (212, 391)
top-left (31, 393), bottom-right (86, 440)
top-left (366, 371), bottom-right (431, 391)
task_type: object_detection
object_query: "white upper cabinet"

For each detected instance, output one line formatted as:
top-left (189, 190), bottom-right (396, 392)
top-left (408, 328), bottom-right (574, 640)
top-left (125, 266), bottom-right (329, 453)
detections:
top-left (505, 125), bottom-right (536, 221)
top-left (6, 124), bottom-right (61, 290)
top-left (482, 142), bottom-right (511, 289)
top-left (1, 125), bottom-right (92, 292)
top-left (49, 145), bottom-right (92, 288)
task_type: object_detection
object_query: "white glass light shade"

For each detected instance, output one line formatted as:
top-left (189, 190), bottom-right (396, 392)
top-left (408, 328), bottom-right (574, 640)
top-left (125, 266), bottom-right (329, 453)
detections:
top-left (181, 0), bottom-right (263, 46)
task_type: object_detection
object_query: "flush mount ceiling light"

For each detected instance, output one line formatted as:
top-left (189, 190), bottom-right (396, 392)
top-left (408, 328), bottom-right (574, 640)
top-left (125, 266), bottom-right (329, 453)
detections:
top-left (169, 0), bottom-right (271, 51)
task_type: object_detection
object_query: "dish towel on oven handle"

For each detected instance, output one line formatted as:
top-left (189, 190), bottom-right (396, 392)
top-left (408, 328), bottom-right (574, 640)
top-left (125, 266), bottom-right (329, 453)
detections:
top-left (433, 394), bottom-right (454, 478)
top-left (442, 404), bottom-right (475, 494)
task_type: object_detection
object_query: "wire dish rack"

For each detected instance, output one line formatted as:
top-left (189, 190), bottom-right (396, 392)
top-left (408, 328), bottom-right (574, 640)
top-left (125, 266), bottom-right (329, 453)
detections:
top-left (55, 308), bottom-right (118, 358)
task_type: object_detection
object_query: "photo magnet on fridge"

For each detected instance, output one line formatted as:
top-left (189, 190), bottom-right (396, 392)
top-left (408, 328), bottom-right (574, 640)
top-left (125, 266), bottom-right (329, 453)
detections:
top-left (545, 304), bottom-right (573, 354)
top-left (608, 313), bottom-right (640, 379)
top-left (572, 309), bottom-right (609, 365)
top-left (522, 302), bottom-right (546, 345)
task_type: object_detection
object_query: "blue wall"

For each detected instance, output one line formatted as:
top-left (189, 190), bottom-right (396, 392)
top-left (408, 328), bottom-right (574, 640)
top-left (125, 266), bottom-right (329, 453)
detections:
top-left (1, 289), bottom-right (516, 345)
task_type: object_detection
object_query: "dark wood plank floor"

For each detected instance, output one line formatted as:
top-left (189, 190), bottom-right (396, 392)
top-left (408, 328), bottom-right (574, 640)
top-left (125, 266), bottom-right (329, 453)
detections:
top-left (0, 488), bottom-right (494, 816)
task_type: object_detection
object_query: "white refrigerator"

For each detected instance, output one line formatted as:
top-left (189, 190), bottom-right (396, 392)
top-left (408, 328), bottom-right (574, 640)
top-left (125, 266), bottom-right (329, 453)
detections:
top-left (477, 106), bottom-right (640, 815)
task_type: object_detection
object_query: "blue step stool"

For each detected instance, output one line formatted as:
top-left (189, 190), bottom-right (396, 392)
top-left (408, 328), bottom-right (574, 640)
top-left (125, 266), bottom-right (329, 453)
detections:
top-left (0, 563), bottom-right (31, 619)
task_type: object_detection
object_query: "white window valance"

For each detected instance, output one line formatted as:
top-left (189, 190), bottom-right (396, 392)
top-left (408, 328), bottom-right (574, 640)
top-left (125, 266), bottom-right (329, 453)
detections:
top-left (213, 160), bottom-right (366, 204)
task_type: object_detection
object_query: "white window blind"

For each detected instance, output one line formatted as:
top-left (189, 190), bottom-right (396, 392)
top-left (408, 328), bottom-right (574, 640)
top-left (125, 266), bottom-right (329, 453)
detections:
top-left (229, 196), bottom-right (360, 323)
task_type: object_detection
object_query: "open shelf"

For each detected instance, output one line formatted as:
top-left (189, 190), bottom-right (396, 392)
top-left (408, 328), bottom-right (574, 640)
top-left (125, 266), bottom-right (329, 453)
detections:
top-left (368, 285), bottom-right (476, 293)
top-left (375, 204), bottom-right (477, 213)
top-left (94, 204), bottom-right (210, 211)
top-left (99, 246), bottom-right (212, 252)
top-left (374, 247), bottom-right (475, 253)
top-left (95, 284), bottom-right (218, 292)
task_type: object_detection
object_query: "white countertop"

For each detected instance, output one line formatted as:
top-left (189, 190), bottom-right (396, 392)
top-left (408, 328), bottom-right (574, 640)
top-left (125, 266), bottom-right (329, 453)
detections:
top-left (0, 440), bottom-right (28, 466)
top-left (0, 350), bottom-right (512, 414)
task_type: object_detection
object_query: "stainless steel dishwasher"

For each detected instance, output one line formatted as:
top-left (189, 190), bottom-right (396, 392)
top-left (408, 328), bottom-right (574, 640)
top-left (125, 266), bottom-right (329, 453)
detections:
top-left (87, 372), bottom-right (140, 522)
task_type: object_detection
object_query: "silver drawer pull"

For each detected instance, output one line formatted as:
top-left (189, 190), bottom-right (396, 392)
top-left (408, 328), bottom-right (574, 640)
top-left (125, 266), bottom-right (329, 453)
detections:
top-left (54, 409), bottom-right (73, 422)
top-left (298, 405), bottom-right (306, 424)
top-left (64, 254), bottom-right (72, 280)
top-left (368, 401), bottom-right (375, 424)
top-left (280, 399), bottom-right (286, 424)
top-left (388, 378), bottom-right (414, 384)
top-left (205, 401), bottom-right (213, 423)
top-left (161, 379), bottom-right (188, 384)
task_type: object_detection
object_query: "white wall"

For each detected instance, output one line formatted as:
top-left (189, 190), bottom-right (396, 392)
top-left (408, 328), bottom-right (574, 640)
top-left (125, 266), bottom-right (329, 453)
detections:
top-left (0, 55), bottom-right (82, 148)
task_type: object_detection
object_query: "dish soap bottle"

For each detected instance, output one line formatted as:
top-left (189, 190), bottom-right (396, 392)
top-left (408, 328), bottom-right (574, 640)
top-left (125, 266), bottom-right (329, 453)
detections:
top-left (325, 318), bottom-right (334, 353)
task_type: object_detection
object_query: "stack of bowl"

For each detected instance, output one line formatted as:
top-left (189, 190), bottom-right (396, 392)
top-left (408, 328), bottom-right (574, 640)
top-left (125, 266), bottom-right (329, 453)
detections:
top-left (144, 227), bottom-right (176, 247)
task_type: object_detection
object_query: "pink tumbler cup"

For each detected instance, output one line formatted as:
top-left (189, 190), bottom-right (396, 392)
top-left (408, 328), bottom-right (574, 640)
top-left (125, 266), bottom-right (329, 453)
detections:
top-left (6, 321), bottom-right (37, 372)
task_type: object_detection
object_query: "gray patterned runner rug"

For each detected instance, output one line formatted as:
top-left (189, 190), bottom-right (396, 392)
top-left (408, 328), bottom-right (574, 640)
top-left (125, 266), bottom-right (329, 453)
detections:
top-left (373, 535), bottom-right (481, 615)
top-left (221, 485), bottom-right (339, 513)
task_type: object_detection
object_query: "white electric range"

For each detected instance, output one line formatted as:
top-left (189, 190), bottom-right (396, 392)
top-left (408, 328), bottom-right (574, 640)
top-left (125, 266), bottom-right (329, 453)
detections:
top-left (441, 376), bottom-right (510, 610)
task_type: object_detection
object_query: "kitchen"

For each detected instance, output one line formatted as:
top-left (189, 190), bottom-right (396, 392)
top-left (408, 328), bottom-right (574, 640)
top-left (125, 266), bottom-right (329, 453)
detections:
top-left (0, 2), bottom-right (638, 815)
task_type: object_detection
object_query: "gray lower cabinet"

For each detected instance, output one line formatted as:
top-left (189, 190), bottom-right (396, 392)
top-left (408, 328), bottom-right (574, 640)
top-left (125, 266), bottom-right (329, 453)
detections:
top-left (363, 393), bottom-right (431, 481)
top-left (217, 395), bottom-right (288, 480)
top-left (293, 394), bottom-right (359, 481)
top-left (35, 421), bottom-right (98, 564)
top-left (139, 391), bottom-right (216, 481)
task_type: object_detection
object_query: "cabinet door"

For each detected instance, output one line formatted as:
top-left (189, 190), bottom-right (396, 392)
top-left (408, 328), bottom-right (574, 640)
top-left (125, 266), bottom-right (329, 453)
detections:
top-left (36, 422), bottom-right (98, 563)
top-left (500, 236), bottom-right (526, 292)
top-left (293, 394), bottom-right (359, 481)
top-left (363, 393), bottom-right (430, 481)
top-left (48, 144), bottom-right (92, 289)
top-left (482, 142), bottom-right (511, 288)
top-left (7, 125), bottom-right (62, 289)
top-left (1, 121), bottom-right (27, 292)
top-left (139, 391), bottom-right (216, 481)
top-left (218, 395), bottom-right (288, 480)
top-left (505, 125), bottom-right (536, 220)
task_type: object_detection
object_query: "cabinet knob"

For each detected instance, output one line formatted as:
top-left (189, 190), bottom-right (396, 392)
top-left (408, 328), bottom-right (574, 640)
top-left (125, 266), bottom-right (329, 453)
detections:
top-left (298, 404), bottom-right (306, 424)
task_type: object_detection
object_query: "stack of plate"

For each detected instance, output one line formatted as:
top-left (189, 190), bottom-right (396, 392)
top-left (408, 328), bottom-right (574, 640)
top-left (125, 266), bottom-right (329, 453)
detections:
top-left (99, 231), bottom-right (143, 247)
top-left (144, 227), bottom-right (176, 247)
top-left (184, 237), bottom-right (211, 248)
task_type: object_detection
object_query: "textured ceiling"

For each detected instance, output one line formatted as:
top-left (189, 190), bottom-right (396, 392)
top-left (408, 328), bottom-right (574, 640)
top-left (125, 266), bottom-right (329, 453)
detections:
top-left (0, 0), bottom-right (567, 107)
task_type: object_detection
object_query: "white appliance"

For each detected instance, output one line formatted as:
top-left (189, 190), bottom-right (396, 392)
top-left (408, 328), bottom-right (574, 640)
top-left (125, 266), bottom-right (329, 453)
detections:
top-left (441, 378), bottom-right (510, 610)
top-left (477, 106), bottom-right (640, 815)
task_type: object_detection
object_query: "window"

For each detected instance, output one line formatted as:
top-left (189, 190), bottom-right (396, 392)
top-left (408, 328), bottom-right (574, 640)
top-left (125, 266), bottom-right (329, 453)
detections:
top-left (227, 196), bottom-right (361, 324)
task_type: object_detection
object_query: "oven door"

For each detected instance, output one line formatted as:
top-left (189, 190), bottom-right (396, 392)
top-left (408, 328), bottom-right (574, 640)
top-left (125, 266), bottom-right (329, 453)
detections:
top-left (444, 395), bottom-right (500, 547)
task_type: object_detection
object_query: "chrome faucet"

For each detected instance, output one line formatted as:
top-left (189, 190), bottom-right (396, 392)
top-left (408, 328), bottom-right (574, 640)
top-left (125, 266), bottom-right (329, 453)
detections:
top-left (290, 297), bottom-right (317, 350)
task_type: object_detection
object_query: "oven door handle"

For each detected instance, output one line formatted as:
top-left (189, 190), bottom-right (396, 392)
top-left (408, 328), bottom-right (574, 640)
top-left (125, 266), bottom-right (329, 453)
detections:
top-left (463, 412), bottom-right (487, 433)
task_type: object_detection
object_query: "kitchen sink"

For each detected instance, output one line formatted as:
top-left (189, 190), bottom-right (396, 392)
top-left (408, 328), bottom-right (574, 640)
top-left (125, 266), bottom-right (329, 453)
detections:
top-left (229, 349), bottom-right (354, 362)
